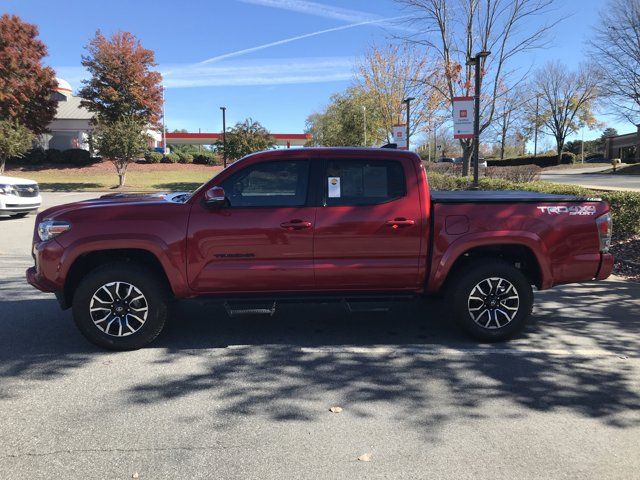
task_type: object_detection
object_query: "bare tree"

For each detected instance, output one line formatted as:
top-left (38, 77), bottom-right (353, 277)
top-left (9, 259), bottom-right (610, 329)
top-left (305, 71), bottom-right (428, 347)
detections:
top-left (356, 43), bottom-right (447, 144)
top-left (490, 84), bottom-right (530, 159)
top-left (588, 0), bottom-right (640, 124)
top-left (396, 0), bottom-right (558, 174)
top-left (532, 62), bottom-right (600, 164)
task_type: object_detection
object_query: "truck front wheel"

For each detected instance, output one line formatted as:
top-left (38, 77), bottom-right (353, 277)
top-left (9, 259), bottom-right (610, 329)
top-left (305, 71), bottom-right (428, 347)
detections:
top-left (71, 262), bottom-right (168, 350)
top-left (445, 259), bottom-right (533, 341)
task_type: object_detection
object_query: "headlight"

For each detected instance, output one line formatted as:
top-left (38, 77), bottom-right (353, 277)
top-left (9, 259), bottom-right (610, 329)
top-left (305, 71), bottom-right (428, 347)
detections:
top-left (38, 220), bottom-right (71, 242)
top-left (0, 184), bottom-right (17, 195)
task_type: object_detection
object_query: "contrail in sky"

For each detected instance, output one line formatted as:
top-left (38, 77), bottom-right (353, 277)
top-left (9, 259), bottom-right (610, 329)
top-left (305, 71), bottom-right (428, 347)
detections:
top-left (199, 15), bottom-right (410, 65)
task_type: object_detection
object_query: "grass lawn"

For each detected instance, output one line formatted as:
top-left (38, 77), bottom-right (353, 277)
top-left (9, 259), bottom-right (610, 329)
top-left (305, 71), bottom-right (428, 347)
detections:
top-left (6, 162), bottom-right (222, 192)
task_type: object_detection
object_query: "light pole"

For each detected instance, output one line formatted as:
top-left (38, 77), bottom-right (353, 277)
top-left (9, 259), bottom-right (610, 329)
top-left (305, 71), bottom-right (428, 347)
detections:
top-left (467, 50), bottom-right (490, 188)
top-left (533, 94), bottom-right (541, 158)
top-left (403, 97), bottom-right (415, 150)
top-left (220, 106), bottom-right (227, 168)
top-left (362, 105), bottom-right (367, 146)
top-left (581, 126), bottom-right (585, 163)
top-left (162, 86), bottom-right (167, 154)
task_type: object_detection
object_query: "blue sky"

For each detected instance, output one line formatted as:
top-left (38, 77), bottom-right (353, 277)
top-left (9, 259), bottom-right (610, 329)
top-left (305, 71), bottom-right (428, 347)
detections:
top-left (3, 0), bottom-right (629, 143)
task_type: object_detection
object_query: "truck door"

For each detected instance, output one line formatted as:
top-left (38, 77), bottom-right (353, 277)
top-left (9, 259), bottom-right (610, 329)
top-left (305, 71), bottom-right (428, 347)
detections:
top-left (313, 158), bottom-right (422, 290)
top-left (187, 159), bottom-right (316, 293)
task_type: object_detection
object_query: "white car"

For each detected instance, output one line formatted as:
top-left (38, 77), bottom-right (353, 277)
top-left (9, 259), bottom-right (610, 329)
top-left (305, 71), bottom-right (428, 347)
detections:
top-left (0, 175), bottom-right (42, 218)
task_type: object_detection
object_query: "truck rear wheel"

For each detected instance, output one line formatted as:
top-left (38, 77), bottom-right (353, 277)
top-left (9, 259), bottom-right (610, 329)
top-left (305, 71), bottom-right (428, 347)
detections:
top-left (71, 262), bottom-right (168, 350)
top-left (445, 259), bottom-right (533, 341)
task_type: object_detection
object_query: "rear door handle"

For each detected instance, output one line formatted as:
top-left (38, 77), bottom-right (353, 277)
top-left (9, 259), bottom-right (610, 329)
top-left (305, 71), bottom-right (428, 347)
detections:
top-left (280, 219), bottom-right (312, 230)
top-left (385, 218), bottom-right (415, 228)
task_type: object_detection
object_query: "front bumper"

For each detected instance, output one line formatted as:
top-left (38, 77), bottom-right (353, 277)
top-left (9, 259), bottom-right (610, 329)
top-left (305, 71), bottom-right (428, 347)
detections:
top-left (26, 266), bottom-right (58, 292)
top-left (596, 253), bottom-right (615, 280)
top-left (0, 193), bottom-right (42, 215)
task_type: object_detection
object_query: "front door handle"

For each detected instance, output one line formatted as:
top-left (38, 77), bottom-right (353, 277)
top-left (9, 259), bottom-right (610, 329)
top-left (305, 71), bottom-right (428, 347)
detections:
top-left (385, 218), bottom-right (415, 228)
top-left (280, 219), bottom-right (312, 230)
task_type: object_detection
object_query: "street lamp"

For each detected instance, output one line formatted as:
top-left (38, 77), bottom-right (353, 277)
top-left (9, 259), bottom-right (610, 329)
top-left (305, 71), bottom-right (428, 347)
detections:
top-left (362, 105), bottom-right (367, 147)
top-left (467, 51), bottom-right (490, 187)
top-left (402, 97), bottom-right (415, 150)
top-left (220, 106), bottom-right (227, 168)
top-left (162, 86), bottom-right (167, 155)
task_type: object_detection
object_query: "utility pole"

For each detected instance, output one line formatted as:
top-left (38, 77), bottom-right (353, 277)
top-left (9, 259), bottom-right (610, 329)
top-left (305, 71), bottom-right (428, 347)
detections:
top-left (362, 105), bottom-right (367, 146)
top-left (220, 106), bottom-right (227, 168)
top-left (403, 97), bottom-right (415, 150)
top-left (534, 95), bottom-right (540, 158)
top-left (467, 51), bottom-right (490, 188)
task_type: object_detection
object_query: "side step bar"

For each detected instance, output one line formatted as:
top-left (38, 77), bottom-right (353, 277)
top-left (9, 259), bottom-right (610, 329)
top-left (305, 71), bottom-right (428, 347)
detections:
top-left (220, 296), bottom-right (411, 317)
top-left (224, 301), bottom-right (277, 318)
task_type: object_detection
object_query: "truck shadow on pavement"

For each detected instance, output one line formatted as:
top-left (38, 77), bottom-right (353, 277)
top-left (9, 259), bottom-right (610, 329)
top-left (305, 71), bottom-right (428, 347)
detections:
top-left (1, 274), bottom-right (640, 435)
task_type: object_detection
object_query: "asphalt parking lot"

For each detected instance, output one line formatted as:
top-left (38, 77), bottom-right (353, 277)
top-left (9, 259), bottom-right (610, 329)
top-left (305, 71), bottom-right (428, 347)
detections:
top-left (1, 193), bottom-right (639, 479)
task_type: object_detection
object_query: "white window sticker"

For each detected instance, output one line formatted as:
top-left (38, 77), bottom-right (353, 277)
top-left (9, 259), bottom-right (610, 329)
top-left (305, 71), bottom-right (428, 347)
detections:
top-left (328, 177), bottom-right (341, 198)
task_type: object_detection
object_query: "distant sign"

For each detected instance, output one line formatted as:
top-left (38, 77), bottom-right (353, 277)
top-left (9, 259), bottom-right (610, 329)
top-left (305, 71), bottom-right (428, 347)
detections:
top-left (392, 124), bottom-right (407, 149)
top-left (453, 96), bottom-right (474, 139)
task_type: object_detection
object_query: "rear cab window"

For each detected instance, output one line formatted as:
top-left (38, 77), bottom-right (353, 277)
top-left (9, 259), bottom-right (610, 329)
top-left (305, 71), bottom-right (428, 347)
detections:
top-left (323, 159), bottom-right (406, 206)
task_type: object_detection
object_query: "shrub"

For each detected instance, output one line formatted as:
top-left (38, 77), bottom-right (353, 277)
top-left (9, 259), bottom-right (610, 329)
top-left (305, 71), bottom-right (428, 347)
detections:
top-left (163, 153), bottom-right (180, 164)
top-left (427, 171), bottom-right (640, 238)
top-left (484, 165), bottom-right (542, 183)
top-left (62, 148), bottom-right (92, 165)
top-left (45, 148), bottom-right (64, 164)
top-left (487, 152), bottom-right (576, 168)
top-left (177, 152), bottom-right (193, 164)
top-left (9, 148), bottom-right (46, 166)
top-left (144, 151), bottom-right (164, 164)
top-left (193, 152), bottom-right (221, 166)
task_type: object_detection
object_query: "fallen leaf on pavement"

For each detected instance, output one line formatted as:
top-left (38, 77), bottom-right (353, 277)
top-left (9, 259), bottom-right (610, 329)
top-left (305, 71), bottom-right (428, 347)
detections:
top-left (132, 473), bottom-right (139, 479)
top-left (357, 453), bottom-right (372, 462)
top-left (329, 406), bottom-right (343, 413)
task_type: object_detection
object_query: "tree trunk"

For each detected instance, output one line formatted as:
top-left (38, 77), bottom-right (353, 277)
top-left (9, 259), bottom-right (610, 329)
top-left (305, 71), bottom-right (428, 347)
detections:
top-left (118, 173), bottom-right (125, 187)
top-left (500, 128), bottom-right (506, 160)
top-left (0, 157), bottom-right (5, 175)
top-left (556, 139), bottom-right (564, 165)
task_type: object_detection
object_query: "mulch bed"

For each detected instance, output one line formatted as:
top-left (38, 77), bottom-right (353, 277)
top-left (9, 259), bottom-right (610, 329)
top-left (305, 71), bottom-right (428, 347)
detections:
top-left (611, 235), bottom-right (640, 282)
top-left (6, 160), bottom-right (219, 175)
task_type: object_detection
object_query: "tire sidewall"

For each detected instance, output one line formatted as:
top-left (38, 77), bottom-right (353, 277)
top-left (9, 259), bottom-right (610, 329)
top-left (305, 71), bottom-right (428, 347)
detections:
top-left (448, 260), bottom-right (533, 341)
top-left (72, 264), bottom-right (167, 350)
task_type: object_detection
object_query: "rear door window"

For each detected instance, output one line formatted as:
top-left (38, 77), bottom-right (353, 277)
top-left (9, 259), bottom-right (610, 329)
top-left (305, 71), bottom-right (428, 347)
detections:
top-left (324, 159), bottom-right (406, 206)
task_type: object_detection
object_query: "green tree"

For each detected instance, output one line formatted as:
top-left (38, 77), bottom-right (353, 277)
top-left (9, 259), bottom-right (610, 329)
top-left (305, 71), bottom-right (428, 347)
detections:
top-left (0, 120), bottom-right (33, 174)
top-left (305, 87), bottom-right (383, 147)
top-left (215, 118), bottom-right (275, 161)
top-left (601, 128), bottom-right (618, 140)
top-left (93, 117), bottom-right (149, 187)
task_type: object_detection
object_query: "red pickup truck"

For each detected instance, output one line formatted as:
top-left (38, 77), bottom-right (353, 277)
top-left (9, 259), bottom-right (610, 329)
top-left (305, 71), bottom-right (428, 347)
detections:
top-left (27, 148), bottom-right (614, 350)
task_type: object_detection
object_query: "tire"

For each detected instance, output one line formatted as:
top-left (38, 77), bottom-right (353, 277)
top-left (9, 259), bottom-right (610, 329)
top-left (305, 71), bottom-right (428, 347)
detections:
top-left (445, 259), bottom-right (533, 341)
top-left (71, 262), bottom-right (168, 350)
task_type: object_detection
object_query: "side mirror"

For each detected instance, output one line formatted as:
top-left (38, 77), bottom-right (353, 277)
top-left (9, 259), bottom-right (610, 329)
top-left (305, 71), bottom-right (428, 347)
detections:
top-left (204, 186), bottom-right (226, 207)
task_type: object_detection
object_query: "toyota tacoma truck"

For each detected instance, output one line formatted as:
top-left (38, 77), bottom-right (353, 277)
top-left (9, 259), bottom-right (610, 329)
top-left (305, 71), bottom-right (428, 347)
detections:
top-left (27, 148), bottom-right (614, 350)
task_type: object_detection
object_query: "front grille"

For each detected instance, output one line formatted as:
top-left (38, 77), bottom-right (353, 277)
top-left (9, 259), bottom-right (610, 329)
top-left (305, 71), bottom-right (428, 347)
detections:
top-left (14, 184), bottom-right (39, 197)
top-left (5, 203), bottom-right (39, 208)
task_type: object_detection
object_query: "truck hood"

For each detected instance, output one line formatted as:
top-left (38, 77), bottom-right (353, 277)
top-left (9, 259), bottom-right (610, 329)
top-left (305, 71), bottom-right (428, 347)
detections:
top-left (39, 192), bottom-right (190, 220)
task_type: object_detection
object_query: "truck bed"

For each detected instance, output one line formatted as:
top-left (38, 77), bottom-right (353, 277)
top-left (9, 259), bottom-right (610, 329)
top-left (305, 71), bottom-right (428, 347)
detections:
top-left (431, 190), bottom-right (598, 203)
